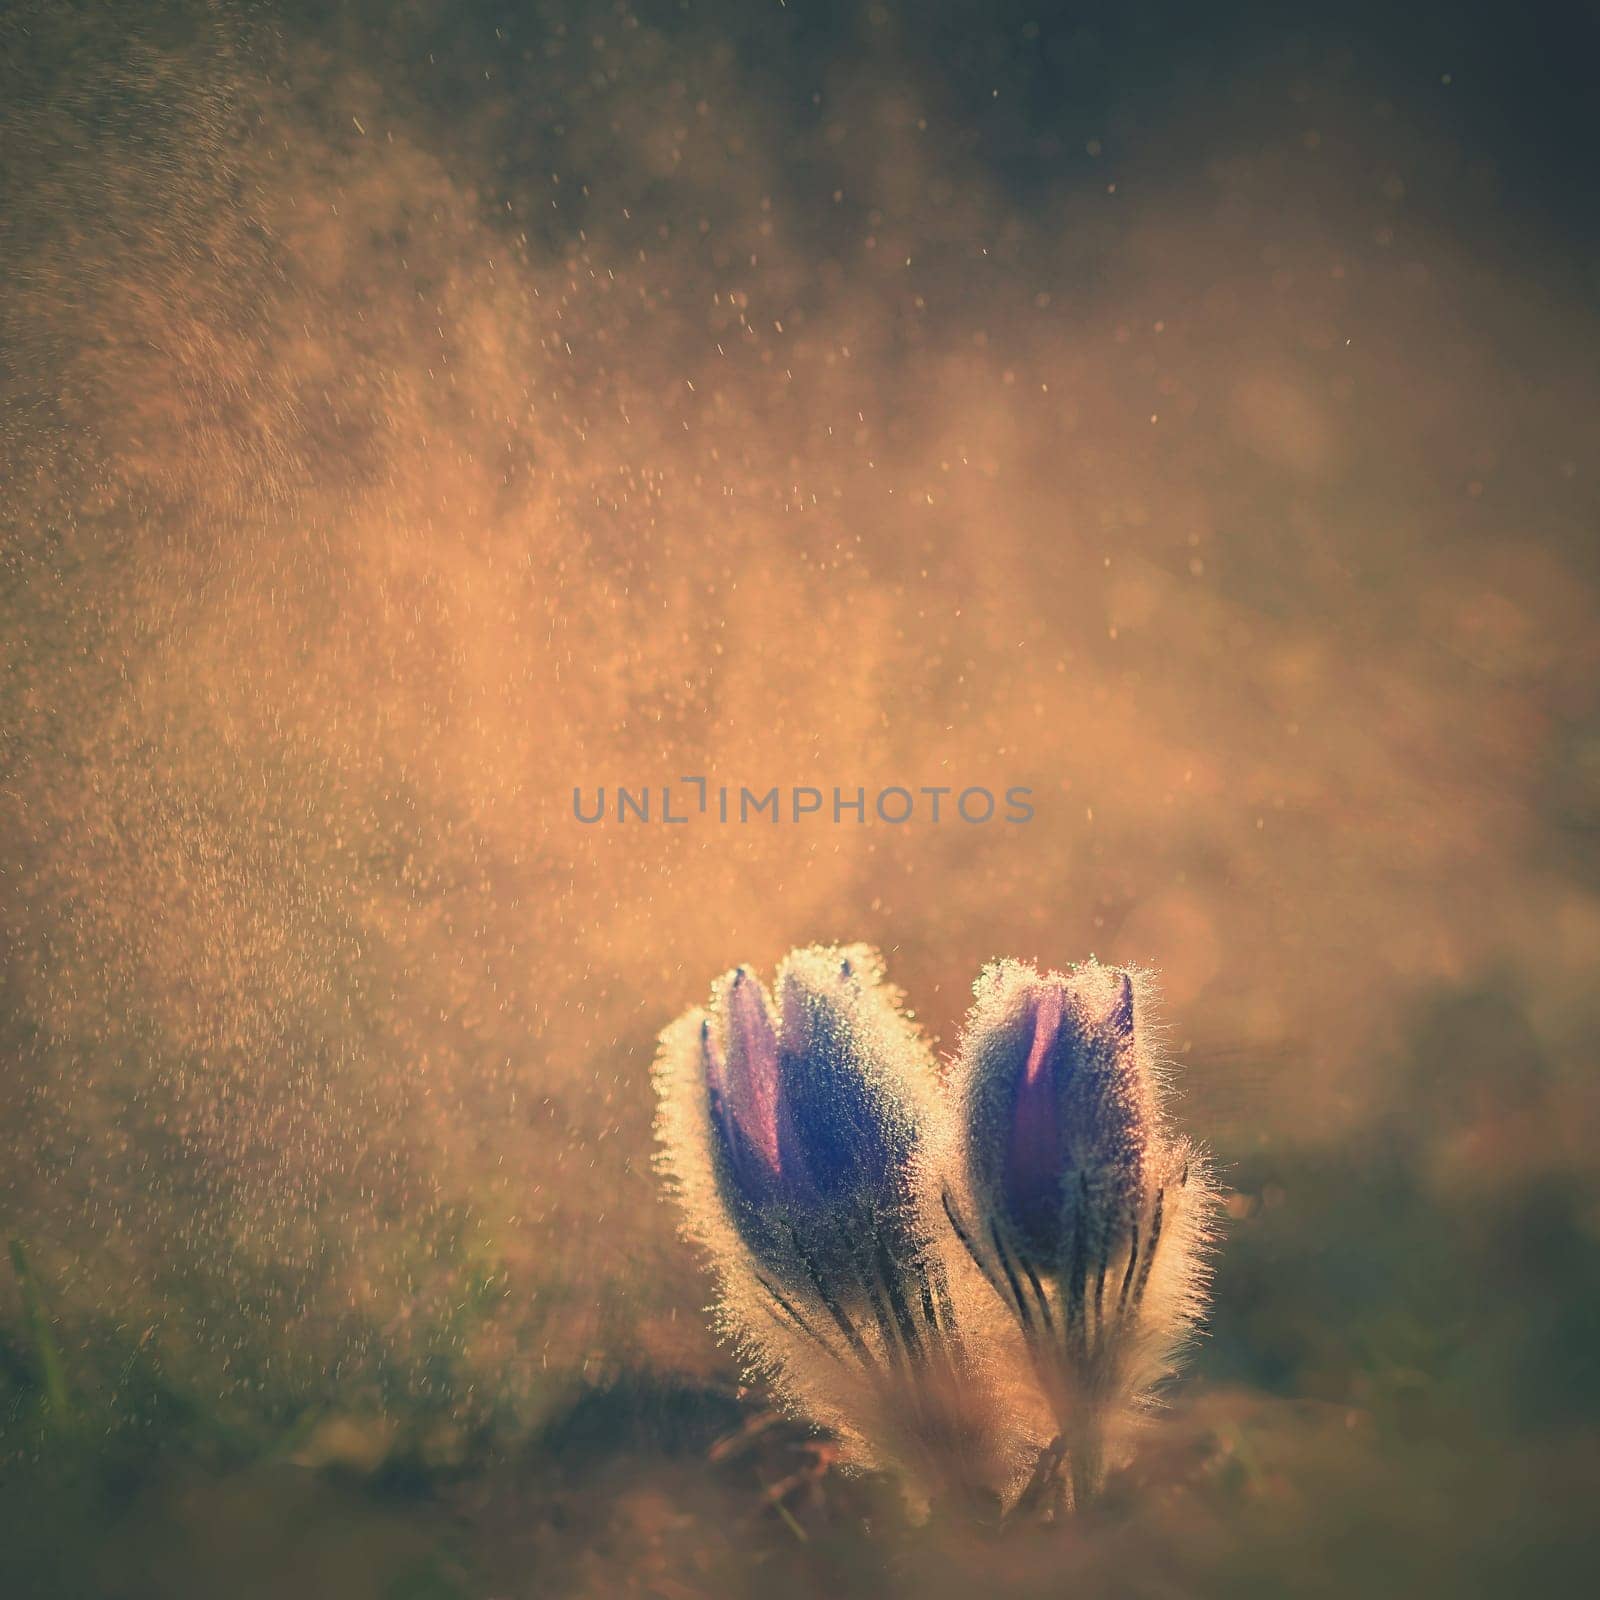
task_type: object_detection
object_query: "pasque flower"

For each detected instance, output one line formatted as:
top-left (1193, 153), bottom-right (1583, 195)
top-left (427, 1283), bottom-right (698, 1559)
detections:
top-left (655, 945), bottom-right (1032, 1515)
top-left (700, 954), bottom-right (919, 1254)
top-left (656, 946), bottom-right (1213, 1522)
top-left (944, 959), bottom-right (1215, 1510)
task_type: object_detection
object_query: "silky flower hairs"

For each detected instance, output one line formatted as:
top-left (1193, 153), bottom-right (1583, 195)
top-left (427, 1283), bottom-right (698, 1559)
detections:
top-left (943, 959), bottom-right (1215, 1511)
top-left (654, 945), bottom-right (1027, 1518)
top-left (653, 945), bottom-right (1214, 1521)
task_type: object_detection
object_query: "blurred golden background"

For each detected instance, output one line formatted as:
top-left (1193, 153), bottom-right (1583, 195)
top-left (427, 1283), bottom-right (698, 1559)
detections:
top-left (3, 2), bottom-right (1598, 1594)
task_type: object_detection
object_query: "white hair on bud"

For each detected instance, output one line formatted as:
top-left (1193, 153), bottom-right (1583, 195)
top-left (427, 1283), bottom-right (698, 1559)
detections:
top-left (943, 957), bottom-right (1219, 1510)
top-left (653, 943), bottom-right (1050, 1517)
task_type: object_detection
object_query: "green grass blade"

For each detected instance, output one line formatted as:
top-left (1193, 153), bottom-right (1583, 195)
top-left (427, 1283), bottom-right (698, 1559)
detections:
top-left (9, 1238), bottom-right (72, 1417)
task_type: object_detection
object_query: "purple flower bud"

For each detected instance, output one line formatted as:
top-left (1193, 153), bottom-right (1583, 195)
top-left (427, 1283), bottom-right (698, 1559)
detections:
top-left (946, 958), bottom-right (1214, 1512)
top-left (958, 960), bottom-right (1153, 1272)
top-left (701, 968), bottom-right (788, 1210)
top-left (657, 947), bottom-right (1049, 1513)
top-left (770, 952), bottom-right (917, 1210)
top-left (699, 952), bottom-right (922, 1231)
